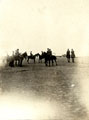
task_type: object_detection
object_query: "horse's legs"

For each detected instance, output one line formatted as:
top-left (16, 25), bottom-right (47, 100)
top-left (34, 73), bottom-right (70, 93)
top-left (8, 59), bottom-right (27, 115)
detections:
top-left (18, 60), bottom-right (20, 66)
top-left (16, 60), bottom-right (18, 66)
top-left (15, 60), bottom-right (18, 66)
top-left (52, 60), bottom-right (54, 66)
top-left (45, 59), bottom-right (47, 66)
top-left (14, 60), bottom-right (17, 66)
top-left (27, 58), bottom-right (29, 64)
top-left (55, 59), bottom-right (57, 66)
top-left (34, 58), bottom-right (35, 63)
top-left (41, 59), bottom-right (42, 63)
top-left (39, 59), bottom-right (40, 63)
top-left (49, 60), bottom-right (50, 67)
top-left (20, 60), bottom-right (22, 67)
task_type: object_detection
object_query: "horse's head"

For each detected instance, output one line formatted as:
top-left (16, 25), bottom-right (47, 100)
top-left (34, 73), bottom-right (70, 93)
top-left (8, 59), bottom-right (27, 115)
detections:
top-left (22, 52), bottom-right (28, 59)
top-left (42, 52), bottom-right (47, 56)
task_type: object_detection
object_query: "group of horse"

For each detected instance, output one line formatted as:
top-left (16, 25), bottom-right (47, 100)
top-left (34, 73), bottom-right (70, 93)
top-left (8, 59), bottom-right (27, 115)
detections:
top-left (7, 52), bottom-right (57, 67)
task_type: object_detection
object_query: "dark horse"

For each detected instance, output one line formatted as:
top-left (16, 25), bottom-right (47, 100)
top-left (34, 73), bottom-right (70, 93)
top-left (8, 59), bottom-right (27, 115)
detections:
top-left (42, 52), bottom-right (57, 66)
top-left (38, 53), bottom-right (45, 63)
top-left (27, 53), bottom-right (39, 63)
top-left (9, 52), bottom-right (27, 67)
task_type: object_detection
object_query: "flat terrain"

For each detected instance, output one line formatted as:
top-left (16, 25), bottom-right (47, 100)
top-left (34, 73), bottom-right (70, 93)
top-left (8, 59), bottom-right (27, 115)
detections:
top-left (0, 57), bottom-right (89, 120)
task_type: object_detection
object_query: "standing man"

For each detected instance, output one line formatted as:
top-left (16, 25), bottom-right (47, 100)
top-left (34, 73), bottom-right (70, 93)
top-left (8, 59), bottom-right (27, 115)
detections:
top-left (66, 49), bottom-right (70, 62)
top-left (71, 49), bottom-right (75, 63)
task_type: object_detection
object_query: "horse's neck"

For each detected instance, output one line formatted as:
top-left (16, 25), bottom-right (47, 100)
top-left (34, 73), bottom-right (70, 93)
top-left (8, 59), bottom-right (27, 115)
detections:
top-left (35, 54), bottom-right (38, 56)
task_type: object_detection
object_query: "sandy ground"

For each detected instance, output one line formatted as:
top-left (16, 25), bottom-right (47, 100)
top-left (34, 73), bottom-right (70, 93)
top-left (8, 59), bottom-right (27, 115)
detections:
top-left (0, 57), bottom-right (89, 120)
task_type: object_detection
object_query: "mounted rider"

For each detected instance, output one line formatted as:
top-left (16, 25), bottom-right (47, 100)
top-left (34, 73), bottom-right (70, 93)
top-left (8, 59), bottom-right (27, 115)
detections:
top-left (30, 51), bottom-right (33, 57)
top-left (15, 49), bottom-right (21, 57)
top-left (47, 48), bottom-right (52, 57)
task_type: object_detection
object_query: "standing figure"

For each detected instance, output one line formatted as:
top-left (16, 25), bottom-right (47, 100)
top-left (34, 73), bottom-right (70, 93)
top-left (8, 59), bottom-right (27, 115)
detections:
top-left (71, 49), bottom-right (75, 63)
top-left (66, 49), bottom-right (70, 63)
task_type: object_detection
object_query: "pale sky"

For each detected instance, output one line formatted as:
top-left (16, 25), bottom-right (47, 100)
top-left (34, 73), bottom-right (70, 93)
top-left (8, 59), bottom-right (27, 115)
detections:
top-left (0, 0), bottom-right (89, 56)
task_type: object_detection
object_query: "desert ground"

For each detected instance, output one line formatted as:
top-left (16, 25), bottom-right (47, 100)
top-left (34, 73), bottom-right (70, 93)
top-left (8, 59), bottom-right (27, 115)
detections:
top-left (0, 57), bottom-right (89, 120)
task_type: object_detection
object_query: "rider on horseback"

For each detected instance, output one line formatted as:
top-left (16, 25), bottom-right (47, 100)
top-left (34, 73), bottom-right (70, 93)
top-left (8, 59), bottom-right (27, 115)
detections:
top-left (30, 51), bottom-right (33, 57)
top-left (45, 48), bottom-right (57, 66)
top-left (15, 49), bottom-right (21, 57)
top-left (47, 48), bottom-right (52, 57)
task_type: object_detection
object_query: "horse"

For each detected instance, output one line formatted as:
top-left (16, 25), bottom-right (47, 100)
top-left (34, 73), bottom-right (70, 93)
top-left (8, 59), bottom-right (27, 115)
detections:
top-left (42, 52), bottom-right (57, 66)
top-left (8, 52), bottom-right (27, 67)
top-left (14, 52), bottom-right (27, 67)
top-left (38, 53), bottom-right (45, 63)
top-left (27, 53), bottom-right (39, 63)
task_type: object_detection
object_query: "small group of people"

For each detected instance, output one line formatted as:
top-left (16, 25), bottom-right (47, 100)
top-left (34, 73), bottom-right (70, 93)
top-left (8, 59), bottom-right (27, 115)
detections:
top-left (66, 49), bottom-right (75, 63)
top-left (11, 48), bottom-right (75, 63)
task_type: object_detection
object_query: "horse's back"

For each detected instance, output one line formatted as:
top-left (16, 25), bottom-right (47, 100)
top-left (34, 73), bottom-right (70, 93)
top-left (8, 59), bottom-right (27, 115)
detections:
top-left (51, 55), bottom-right (56, 60)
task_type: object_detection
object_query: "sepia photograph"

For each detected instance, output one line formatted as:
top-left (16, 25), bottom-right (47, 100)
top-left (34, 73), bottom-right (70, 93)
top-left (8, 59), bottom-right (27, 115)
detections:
top-left (0, 0), bottom-right (89, 119)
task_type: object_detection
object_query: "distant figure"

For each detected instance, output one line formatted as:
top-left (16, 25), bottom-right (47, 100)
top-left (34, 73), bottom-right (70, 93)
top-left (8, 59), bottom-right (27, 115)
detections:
top-left (71, 49), bottom-right (75, 63)
top-left (15, 49), bottom-right (20, 56)
top-left (47, 48), bottom-right (52, 57)
top-left (30, 51), bottom-right (33, 56)
top-left (66, 49), bottom-right (70, 62)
